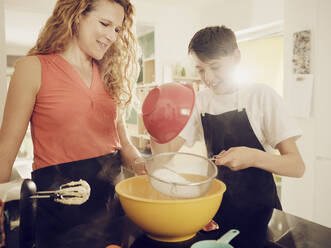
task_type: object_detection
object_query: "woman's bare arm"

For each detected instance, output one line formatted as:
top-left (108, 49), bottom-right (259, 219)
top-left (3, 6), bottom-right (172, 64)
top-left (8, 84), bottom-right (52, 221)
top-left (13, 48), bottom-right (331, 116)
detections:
top-left (0, 56), bottom-right (41, 183)
top-left (117, 110), bottom-right (146, 175)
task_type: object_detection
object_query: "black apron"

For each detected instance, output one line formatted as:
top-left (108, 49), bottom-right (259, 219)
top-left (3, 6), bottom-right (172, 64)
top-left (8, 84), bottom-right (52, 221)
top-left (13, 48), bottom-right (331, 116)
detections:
top-left (31, 151), bottom-right (125, 248)
top-left (201, 109), bottom-right (281, 248)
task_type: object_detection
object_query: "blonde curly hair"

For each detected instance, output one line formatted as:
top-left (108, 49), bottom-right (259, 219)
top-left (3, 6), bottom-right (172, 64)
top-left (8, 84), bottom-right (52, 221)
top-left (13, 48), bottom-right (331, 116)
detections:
top-left (28, 0), bottom-right (139, 107)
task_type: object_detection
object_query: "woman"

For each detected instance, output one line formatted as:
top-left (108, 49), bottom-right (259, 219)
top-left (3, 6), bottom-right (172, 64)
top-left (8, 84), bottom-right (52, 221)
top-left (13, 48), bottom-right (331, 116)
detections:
top-left (0, 0), bottom-right (144, 247)
top-left (152, 26), bottom-right (305, 248)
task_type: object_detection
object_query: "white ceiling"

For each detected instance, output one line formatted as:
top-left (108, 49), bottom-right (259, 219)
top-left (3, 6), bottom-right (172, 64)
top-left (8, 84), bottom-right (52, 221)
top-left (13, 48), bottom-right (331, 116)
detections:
top-left (4, 0), bottom-right (222, 53)
top-left (4, 0), bottom-right (57, 14)
top-left (4, 0), bottom-right (182, 50)
top-left (4, 0), bottom-right (207, 13)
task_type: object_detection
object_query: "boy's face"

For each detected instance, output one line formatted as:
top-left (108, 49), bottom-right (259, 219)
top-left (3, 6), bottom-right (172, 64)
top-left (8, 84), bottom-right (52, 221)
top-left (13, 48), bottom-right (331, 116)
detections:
top-left (192, 50), bottom-right (240, 94)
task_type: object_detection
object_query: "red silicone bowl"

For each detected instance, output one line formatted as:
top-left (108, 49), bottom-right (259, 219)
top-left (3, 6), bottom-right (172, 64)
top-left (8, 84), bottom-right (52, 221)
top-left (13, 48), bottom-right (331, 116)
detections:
top-left (142, 82), bottom-right (195, 144)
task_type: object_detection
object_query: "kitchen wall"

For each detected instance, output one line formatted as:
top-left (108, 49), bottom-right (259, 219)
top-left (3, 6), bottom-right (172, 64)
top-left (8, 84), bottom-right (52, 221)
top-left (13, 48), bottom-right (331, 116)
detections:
top-left (199, 0), bottom-right (284, 31)
top-left (282, 0), bottom-right (331, 228)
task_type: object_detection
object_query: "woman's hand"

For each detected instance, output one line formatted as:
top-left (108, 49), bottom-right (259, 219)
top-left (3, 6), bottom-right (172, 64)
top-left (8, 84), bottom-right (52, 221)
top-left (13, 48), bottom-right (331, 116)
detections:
top-left (213, 146), bottom-right (263, 171)
top-left (131, 157), bottom-right (146, 175)
top-left (116, 109), bottom-right (147, 175)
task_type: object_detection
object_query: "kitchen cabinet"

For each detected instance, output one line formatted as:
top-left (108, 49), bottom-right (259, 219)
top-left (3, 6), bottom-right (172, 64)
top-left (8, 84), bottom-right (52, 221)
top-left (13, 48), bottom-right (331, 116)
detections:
top-left (137, 31), bottom-right (155, 85)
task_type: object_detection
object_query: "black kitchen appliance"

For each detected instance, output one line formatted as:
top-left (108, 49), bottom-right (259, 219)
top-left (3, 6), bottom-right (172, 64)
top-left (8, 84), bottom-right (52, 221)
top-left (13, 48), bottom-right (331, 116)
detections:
top-left (19, 179), bottom-right (37, 248)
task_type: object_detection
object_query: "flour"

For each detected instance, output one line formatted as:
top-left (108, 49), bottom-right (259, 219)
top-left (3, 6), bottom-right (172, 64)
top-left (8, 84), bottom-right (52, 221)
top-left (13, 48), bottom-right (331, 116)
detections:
top-left (151, 168), bottom-right (191, 184)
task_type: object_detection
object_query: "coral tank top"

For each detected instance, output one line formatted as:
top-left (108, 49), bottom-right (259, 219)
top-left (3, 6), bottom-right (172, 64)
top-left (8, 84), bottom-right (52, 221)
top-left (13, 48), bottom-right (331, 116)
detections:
top-left (31, 54), bottom-right (121, 170)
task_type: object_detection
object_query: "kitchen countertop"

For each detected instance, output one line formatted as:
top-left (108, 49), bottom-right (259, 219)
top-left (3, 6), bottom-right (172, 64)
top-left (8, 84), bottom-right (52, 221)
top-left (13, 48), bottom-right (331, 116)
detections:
top-left (266, 209), bottom-right (331, 247)
top-left (2, 201), bottom-right (331, 248)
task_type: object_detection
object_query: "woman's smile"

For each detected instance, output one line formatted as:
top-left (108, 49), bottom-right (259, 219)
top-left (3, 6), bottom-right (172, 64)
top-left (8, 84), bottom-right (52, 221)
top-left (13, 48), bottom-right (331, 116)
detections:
top-left (97, 40), bottom-right (109, 50)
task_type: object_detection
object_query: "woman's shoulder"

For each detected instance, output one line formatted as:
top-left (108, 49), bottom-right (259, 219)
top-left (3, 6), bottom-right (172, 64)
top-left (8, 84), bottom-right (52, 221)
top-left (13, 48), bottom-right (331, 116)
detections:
top-left (14, 56), bottom-right (41, 76)
top-left (12, 56), bottom-right (42, 91)
top-left (15, 55), bottom-right (41, 68)
top-left (18, 53), bottom-right (58, 65)
top-left (13, 55), bottom-right (44, 77)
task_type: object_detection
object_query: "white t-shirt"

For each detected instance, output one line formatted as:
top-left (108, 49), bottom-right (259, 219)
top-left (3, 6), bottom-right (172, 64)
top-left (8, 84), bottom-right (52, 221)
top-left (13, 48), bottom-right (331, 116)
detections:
top-left (179, 83), bottom-right (302, 153)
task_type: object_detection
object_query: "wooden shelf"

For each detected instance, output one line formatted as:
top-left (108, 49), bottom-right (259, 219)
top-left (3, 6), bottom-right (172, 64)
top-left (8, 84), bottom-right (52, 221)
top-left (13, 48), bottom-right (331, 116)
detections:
top-left (173, 76), bottom-right (202, 92)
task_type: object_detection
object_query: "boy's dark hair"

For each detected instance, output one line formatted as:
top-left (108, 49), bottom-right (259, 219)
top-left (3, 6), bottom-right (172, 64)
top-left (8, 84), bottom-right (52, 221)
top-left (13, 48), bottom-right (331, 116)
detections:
top-left (188, 25), bottom-right (238, 61)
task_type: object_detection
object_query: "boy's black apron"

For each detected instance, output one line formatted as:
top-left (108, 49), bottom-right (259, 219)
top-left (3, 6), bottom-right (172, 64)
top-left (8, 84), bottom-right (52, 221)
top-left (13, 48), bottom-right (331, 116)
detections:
top-left (31, 151), bottom-right (125, 248)
top-left (201, 109), bottom-right (282, 248)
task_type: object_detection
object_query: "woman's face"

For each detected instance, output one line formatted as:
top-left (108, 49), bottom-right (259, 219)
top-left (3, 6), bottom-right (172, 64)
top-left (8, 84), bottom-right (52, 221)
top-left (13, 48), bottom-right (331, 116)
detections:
top-left (192, 50), bottom-right (240, 95)
top-left (77, 0), bottom-right (125, 60)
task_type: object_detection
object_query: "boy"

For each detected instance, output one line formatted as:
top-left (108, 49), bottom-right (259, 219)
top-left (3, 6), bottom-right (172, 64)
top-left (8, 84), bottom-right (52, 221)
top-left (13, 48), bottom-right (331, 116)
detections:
top-left (152, 26), bottom-right (305, 248)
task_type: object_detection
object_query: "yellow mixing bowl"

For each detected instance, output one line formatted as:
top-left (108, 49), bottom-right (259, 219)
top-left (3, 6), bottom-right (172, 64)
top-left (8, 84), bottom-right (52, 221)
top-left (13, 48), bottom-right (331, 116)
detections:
top-left (115, 175), bottom-right (226, 242)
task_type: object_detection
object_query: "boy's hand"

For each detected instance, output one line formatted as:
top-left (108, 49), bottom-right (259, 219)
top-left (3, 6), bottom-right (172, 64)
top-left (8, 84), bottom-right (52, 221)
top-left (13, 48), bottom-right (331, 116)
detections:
top-left (213, 147), bottom-right (263, 171)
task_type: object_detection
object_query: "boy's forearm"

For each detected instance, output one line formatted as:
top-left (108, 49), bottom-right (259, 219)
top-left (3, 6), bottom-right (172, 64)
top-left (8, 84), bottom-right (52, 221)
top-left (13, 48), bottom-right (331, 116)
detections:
top-left (254, 151), bottom-right (305, 178)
